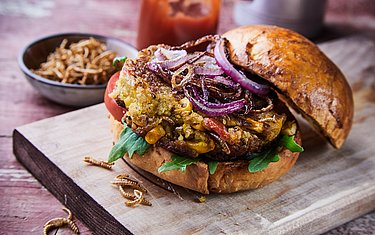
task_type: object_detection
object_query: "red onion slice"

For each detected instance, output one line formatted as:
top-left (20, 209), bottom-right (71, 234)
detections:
top-left (156, 48), bottom-right (187, 60)
top-left (147, 61), bottom-right (158, 72)
top-left (156, 56), bottom-right (189, 70)
top-left (193, 55), bottom-right (224, 75)
top-left (154, 48), bottom-right (167, 61)
top-left (214, 38), bottom-right (269, 95)
top-left (184, 86), bottom-right (246, 116)
top-left (201, 78), bottom-right (209, 100)
top-left (194, 54), bottom-right (217, 64)
top-left (147, 62), bottom-right (172, 85)
top-left (194, 66), bottom-right (224, 76)
top-left (153, 48), bottom-right (189, 69)
top-left (206, 76), bottom-right (238, 88)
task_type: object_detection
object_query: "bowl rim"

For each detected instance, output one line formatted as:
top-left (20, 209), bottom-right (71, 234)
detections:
top-left (18, 32), bottom-right (138, 89)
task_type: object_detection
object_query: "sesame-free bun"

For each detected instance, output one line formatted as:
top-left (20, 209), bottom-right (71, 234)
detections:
top-left (223, 25), bottom-right (354, 148)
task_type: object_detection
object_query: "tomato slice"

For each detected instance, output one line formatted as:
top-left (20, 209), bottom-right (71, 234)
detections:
top-left (104, 71), bottom-right (127, 122)
top-left (203, 118), bottom-right (231, 142)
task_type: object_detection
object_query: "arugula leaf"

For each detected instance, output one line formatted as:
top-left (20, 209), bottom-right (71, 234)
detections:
top-left (270, 154), bottom-right (280, 162)
top-left (158, 155), bottom-right (200, 173)
top-left (108, 125), bottom-right (150, 163)
top-left (133, 137), bottom-right (150, 156)
top-left (158, 155), bottom-right (220, 174)
top-left (113, 56), bottom-right (127, 69)
top-left (248, 148), bottom-right (278, 173)
top-left (116, 131), bottom-right (303, 174)
top-left (279, 135), bottom-right (304, 152)
top-left (247, 134), bottom-right (303, 173)
top-left (207, 161), bottom-right (219, 175)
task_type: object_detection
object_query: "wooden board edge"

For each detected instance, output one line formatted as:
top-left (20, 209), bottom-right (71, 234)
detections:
top-left (12, 128), bottom-right (133, 235)
top-left (268, 187), bottom-right (375, 235)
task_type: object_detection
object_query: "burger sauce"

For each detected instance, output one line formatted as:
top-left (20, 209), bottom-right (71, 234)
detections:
top-left (136, 0), bottom-right (221, 50)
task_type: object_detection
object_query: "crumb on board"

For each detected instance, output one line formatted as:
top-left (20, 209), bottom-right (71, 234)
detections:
top-left (195, 195), bottom-right (206, 203)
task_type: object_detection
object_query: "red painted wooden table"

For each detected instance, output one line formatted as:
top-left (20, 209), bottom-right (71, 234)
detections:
top-left (1, 0), bottom-right (374, 234)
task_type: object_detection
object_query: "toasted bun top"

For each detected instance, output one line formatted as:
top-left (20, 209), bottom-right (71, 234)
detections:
top-left (223, 25), bottom-right (354, 148)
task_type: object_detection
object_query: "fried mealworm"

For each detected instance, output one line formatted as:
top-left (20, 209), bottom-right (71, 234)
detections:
top-left (115, 174), bottom-right (144, 186)
top-left (83, 156), bottom-right (114, 169)
top-left (63, 207), bottom-right (73, 220)
top-left (115, 174), bottom-right (142, 184)
top-left (43, 208), bottom-right (79, 235)
top-left (33, 38), bottom-right (116, 85)
top-left (118, 185), bottom-right (152, 206)
top-left (115, 174), bottom-right (130, 179)
top-left (111, 179), bottom-right (148, 193)
top-left (44, 218), bottom-right (79, 235)
top-left (125, 190), bottom-right (144, 207)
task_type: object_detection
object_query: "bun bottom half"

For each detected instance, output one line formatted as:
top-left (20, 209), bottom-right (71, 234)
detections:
top-left (109, 114), bottom-right (301, 194)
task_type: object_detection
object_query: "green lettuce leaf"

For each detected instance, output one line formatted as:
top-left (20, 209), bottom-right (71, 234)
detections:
top-left (247, 134), bottom-right (303, 173)
top-left (108, 125), bottom-right (150, 163)
top-left (157, 134), bottom-right (303, 174)
top-left (158, 155), bottom-right (200, 173)
top-left (158, 155), bottom-right (220, 174)
top-left (207, 161), bottom-right (219, 175)
top-left (158, 154), bottom-right (220, 175)
top-left (279, 135), bottom-right (304, 152)
top-left (112, 56), bottom-right (127, 69)
top-left (248, 148), bottom-right (279, 173)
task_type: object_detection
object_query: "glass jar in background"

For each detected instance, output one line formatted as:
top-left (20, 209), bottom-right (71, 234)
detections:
top-left (234, 0), bottom-right (327, 38)
top-left (137, 0), bottom-right (221, 50)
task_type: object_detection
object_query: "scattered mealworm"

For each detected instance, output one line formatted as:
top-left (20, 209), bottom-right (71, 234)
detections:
top-left (125, 190), bottom-right (144, 207)
top-left (44, 218), bottom-right (79, 235)
top-left (134, 189), bottom-right (143, 198)
top-left (118, 185), bottom-right (152, 206)
top-left (111, 178), bottom-right (148, 193)
top-left (82, 156), bottom-right (152, 208)
top-left (43, 208), bottom-right (79, 235)
top-left (115, 175), bottom-right (144, 186)
top-left (116, 174), bottom-right (130, 179)
top-left (63, 207), bottom-right (73, 220)
top-left (114, 174), bottom-right (152, 207)
top-left (83, 156), bottom-right (114, 169)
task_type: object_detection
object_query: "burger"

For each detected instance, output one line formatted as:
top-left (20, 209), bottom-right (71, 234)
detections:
top-left (104, 25), bottom-right (353, 194)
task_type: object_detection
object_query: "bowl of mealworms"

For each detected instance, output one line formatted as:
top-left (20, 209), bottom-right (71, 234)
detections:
top-left (18, 33), bottom-right (138, 107)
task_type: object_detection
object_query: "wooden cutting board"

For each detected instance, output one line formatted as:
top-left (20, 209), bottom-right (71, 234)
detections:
top-left (13, 36), bottom-right (375, 235)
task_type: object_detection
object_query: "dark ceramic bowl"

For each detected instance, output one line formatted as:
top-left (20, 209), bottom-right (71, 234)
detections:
top-left (18, 33), bottom-right (138, 107)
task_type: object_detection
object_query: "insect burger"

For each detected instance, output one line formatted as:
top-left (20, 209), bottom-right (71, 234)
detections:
top-left (105, 25), bottom-right (353, 194)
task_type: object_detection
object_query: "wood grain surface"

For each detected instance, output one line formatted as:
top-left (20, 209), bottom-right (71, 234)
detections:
top-left (13, 36), bottom-right (375, 234)
top-left (1, 0), bottom-right (375, 234)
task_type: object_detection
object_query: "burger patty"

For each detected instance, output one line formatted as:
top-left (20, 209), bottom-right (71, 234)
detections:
top-left (111, 46), bottom-right (289, 161)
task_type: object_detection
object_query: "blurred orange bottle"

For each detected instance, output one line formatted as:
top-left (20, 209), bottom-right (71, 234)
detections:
top-left (137, 0), bottom-right (221, 50)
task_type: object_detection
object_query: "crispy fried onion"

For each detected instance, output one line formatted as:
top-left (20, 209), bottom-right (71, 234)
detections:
top-left (171, 64), bottom-right (194, 89)
top-left (145, 35), bottom-right (273, 116)
top-left (250, 96), bottom-right (274, 113)
top-left (171, 35), bottom-right (220, 50)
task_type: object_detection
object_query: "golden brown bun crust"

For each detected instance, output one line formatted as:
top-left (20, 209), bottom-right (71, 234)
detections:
top-left (109, 114), bottom-right (301, 194)
top-left (223, 25), bottom-right (354, 148)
